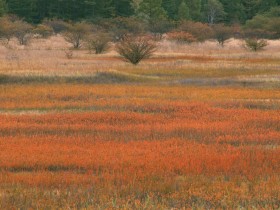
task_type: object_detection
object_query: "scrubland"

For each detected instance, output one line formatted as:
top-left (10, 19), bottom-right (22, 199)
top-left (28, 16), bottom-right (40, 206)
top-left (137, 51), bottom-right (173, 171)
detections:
top-left (0, 37), bottom-right (280, 209)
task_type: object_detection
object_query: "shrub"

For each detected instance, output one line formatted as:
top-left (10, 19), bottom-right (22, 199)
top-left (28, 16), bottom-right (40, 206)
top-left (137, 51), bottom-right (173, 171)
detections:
top-left (0, 16), bottom-right (15, 43)
top-left (64, 50), bottom-right (74, 59)
top-left (148, 19), bottom-right (174, 41)
top-left (166, 31), bottom-right (196, 44)
top-left (116, 36), bottom-right (156, 65)
top-left (244, 39), bottom-right (268, 52)
top-left (98, 17), bottom-right (146, 41)
top-left (242, 28), bottom-right (274, 39)
top-left (62, 22), bottom-right (92, 49)
top-left (212, 24), bottom-right (233, 46)
top-left (12, 20), bottom-right (34, 45)
top-left (43, 19), bottom-right (69, 34)
top-left (86, 33), bottom-right (111, 54)
top-left (32, 24), bottom-right (54, 38)
top-left (178, 21), bottom-right (214, 42)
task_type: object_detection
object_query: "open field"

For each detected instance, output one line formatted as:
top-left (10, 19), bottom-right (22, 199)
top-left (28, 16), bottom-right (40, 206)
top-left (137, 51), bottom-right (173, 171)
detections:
top-left (0, 38), bottom-right (280, 209)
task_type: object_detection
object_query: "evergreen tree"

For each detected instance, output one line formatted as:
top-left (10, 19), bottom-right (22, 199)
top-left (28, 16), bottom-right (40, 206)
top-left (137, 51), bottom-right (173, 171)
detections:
top-left (6, 0), bottom-right (34, 21)
top-left (204, 0), bottom-right (225, 24)
top-left (220, 0), bottom-right (246, 23)
top-left (258, 0), bottom-right (277, 13)
top-left (178, 0), bottom-right (190, 20)
top-left (138, 0), bottom-right (167, 21)
top-left (2, 0), bottom-right (280, 24)
top-left (242, 0), bottom-right (260, 20)
top-left (0, 0), bottom-right (6, 16)
top-left (162, 0), bottom-right (177, 19)
top-left (186, 0), bottom-right (201, 20)
top-left (113, 0), bottom-right (134, 17)
top-left (94, 0), bottom-right (115, 18)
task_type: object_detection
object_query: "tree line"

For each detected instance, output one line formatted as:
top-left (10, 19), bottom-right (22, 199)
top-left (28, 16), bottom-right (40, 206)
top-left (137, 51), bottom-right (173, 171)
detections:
top-left (0, 0), bottom-right (280, 24)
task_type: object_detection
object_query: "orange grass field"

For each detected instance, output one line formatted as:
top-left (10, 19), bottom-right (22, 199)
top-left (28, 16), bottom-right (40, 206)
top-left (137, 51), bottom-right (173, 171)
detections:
top-left (0, 39), bottom-right (280, 209)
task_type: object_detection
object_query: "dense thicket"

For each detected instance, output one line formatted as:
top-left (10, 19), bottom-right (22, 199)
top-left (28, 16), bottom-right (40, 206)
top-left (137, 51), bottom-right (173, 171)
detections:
top-left (1, 0), bottom-right (280, 24)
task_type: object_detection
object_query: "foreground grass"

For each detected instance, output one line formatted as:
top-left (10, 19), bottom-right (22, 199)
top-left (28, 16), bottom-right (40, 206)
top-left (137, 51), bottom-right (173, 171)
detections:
top-left (1, 175), bottom-right (279, 209)
top-left (0, 82), bottom-right (280, 208)
top-left (0, 39), bottom-right (279, 208)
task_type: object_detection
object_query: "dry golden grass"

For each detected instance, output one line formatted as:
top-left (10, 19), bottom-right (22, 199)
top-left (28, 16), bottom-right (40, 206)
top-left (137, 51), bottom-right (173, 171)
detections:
top-left (0, 36), bottom-right (279, 80)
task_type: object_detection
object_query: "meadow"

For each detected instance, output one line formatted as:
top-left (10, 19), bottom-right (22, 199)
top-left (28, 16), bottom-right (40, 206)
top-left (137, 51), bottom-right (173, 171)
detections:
top-left (0, 37), bottom-right (280, 209)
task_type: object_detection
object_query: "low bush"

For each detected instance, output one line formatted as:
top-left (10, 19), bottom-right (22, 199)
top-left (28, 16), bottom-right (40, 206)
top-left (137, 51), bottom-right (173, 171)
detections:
top-left (166, 31), bottom-right (196, 44)
top-left (12, 20), bottom-right (34, 45)
top-left (62, 22), bottom-right (92, 49)
top-left (33, 24), bottom-right (54, 38)
top-left (43, 19), bottom-right (69, 34)
top-left (86, 33), bottom-right (111, 54)
top-left (116, 36), bottom-right (156, 65)
top-left (178, 21), bottom-right (214, 42)
top-left (212, 24), bottom-right (233, 46)
top-left (244, 38), bottom-right (268, 52)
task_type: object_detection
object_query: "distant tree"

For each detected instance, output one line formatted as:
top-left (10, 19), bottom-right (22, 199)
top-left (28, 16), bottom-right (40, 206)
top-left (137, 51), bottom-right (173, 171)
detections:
top-left (32, 24), bottom-right (53, 38)
top-left (166, 31), bottom-right (197, 44)
top-left (2, 0), bottom-right (280, 25)
top-left (93, 0), bottom-right (115, 18)
top-left (148, 19), bottom-right (174, 40)
top-left (130, 0), bottom-right (142, 13)
top-left (245, 6), bottom-right (280, 38)
top-left (204, 0), bottom-right (226, 24)
top-left (162, 0), bottom-right (177, 19)
top-left (0, 0), bottom-right (6, 16)
top-left (43, 19), bottom-right (69, 34)
top-left (266, 18), bottom-right (280, 37)
top-left (186, 0), bottom-right (201, 20)
top-left (241, 0), bottom-right (261, 20)
top-left (5, 0), bottom-right (34, 22)
top-left (212, 24), bottom-right (233, 46)
top-left (86, 32), bottom-right (111, 54)
top-left (178, 1), bottom-right (191, 20)
top-left (12, 20), bottom-right (34, 45)
top-left (266, 6), bottom-right (280, 17)
top-left (219, 0), bottom-right (246, 23)
top-left (99, 17), bottom-right (146, 41)
top-left (62, 22), bottom-right (92, 49)
top-left (179, 21), bottom-right (214, 42)
top-left (137, 0), bottom-right (168, 22)
top-left (257, 0), bottom-right (277, 14)
top-left (113, 0), bottom-right (134, 17)
top-left (0, 16), bottom-right (15, 43)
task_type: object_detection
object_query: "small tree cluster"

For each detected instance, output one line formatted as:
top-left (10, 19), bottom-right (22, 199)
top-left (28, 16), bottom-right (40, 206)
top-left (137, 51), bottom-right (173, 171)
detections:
top-left (0, 15), bottom-right (55, 46)
top-left (179, 21), bottom-right (214, 42)
top-left (166, 31), bottom-right (196, 44)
